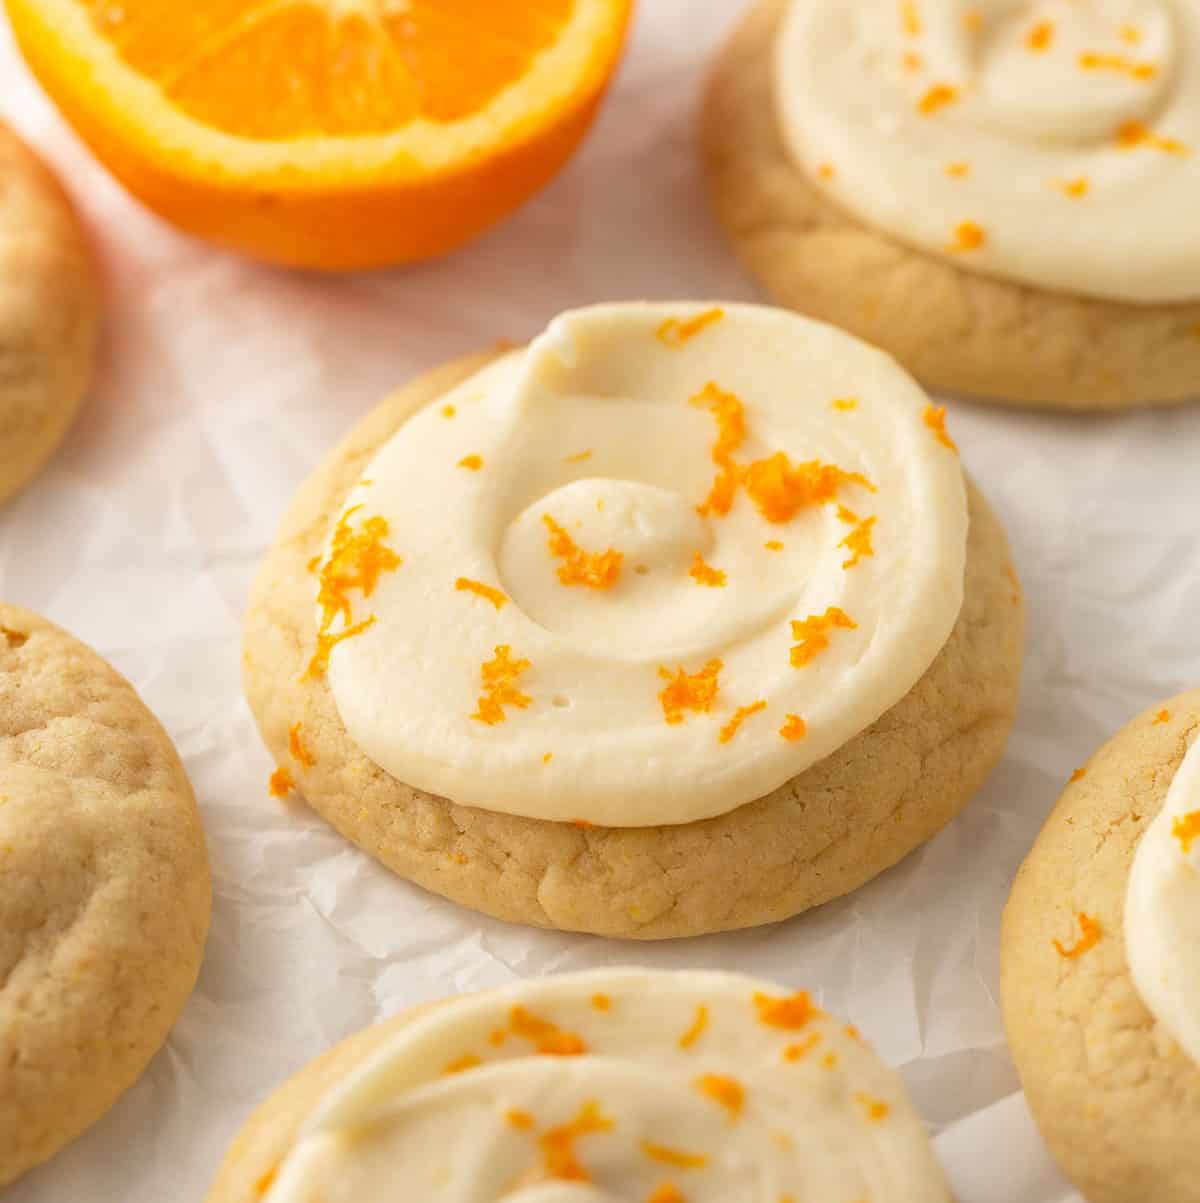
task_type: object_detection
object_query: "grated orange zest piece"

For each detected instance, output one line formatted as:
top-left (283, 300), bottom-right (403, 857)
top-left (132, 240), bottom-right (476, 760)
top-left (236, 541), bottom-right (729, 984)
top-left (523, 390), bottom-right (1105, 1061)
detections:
top-left (900, 1), bottom-right (922, 37)
top-left (1079, 51), bottom-right (1157, 80)
top-left (1053, 912), bottom-right (1102, 959)
top-left (679, 1003), bottom-right (709, 1049)
top-left (471, 645), bottom-right (533, 726)
top-left (541, 1101), bottom-right (613, 1182)
top-left (689, 382), bottom-right (747, 517)
top-left (592, 993), bottom-right (612, 1011)
top-left (831, 397), bottom-right (858, 411)
top-left (1026, 20), bottom-right (1054, 50)
top-left (946, 161), bottom-right (970, 178)
top-left (254, 1168), bottom-right (278, 1198)
top-left (646, 1186), bottom-right (686, 1203)
top-left (307, 616), bottom-right (378, 679)
top-left (458, 454), bottom-right (484, 471)
top-left (948, 220), bottom-right (986, 252)
top-left (918, 84), bottom-right (958, 115)
top-left (1117, 121), bottom-right (1190, 154)
top-left (689, 552), bottom-right (727, 588)
top-left (839, 515), bottom-right (877, 569)
top-left (1172, 811), bottom-right (1200, 854)
top-left (456, 577), bottom-right (508, 609)
top-left (695, 1073), bottom-right (745, 1122)
top-left (543, 514), bottom-right (623, 589)
top-left (765, 540), bottom-right (784, 551)
top-left (658, 659), bottom-right (723, 725)
top-left (779, 714), bottom-right (807, 742)
top-left (507, 1108), bottom-right (535, 1130)
top-left (783, 1033), bottom-right (822, 1061)
top-left (1056, 176), bottom-right (1090, 198)
top-left (656, 307), bottom-right (725, 347)
top-left (1070, 767), bottom-right (1087, 783)
top-left (754, 989), bottom-right (824, 1029)
top-left (641, 1142), bottom-right (709, 1171)
top-left (790, 608), bottom-right (857, 668)
top-left (742, 452), bottom-right (874, 524)
top-left (923, 403), bottom-right (958, 452)
top-left (509, 1005), bottom-right (587, 1056)
top-left (719, 700), bottom-right (767, 744)
top-left (855, 1092), bottom-right (891, 1121)
top-left (268, 767), bottom-right (295, 798)
top-left (443, 1053), bottom-right (482, 1075)
top-left (1152, 709), bottom-right (1171, 725)
top-left (288, 722), bottom-right (316, 767)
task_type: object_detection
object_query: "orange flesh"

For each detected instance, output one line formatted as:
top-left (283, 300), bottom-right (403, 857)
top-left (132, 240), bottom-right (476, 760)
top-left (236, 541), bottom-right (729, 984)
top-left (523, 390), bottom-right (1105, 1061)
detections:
top-left (80, 0), bottom-right (575, 138)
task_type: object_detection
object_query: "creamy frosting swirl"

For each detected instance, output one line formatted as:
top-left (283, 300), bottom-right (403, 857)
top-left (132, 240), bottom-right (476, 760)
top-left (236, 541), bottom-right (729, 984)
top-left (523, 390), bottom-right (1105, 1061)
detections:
top-left (317, 303), bottom-right (967, 827)
top-left (262, 968), bottom-right (951, 1203)
top-left (1126, 729), bottom-right (1200, 1066)
top-left (775, 0), bottom-right (1200, 303)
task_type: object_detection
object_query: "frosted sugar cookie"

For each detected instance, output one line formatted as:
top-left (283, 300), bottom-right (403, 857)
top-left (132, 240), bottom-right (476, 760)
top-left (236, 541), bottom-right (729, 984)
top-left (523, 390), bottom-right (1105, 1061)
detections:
top-left (244, 302), bottom-right (1023, 937)
top-left (0, 605), bottom-right (210, 1186)
top-left (0, 123), bottom-right (99, 501)
top-left (703, 0), bottom-right (1200, 410)
top-left (1002, 694), bottom-right (1200, 1203)
top-left (207, 967), bottom-right (952, 1203)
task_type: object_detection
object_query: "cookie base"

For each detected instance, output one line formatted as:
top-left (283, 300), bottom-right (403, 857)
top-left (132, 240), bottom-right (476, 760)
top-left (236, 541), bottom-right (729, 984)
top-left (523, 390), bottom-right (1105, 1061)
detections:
top-left (701, 0), bottom-right (1200, 411)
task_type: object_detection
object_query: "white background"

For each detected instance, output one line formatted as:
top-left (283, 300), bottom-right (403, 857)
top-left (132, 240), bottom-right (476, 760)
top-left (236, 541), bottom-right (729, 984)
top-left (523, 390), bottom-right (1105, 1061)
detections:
top-left (4, 2), bottom-right (1199, 1200)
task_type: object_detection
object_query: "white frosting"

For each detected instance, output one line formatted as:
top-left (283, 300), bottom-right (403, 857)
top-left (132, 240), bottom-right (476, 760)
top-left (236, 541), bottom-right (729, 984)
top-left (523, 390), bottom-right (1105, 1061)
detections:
top-left (263, 968), bottom-right (952, 1203)
top-left (775, 0), bottom-right (1200, 303)
top-left (1126, 731), bottom-right (1200, 1066)
top-left (320, 302), bottom-right (967, 827)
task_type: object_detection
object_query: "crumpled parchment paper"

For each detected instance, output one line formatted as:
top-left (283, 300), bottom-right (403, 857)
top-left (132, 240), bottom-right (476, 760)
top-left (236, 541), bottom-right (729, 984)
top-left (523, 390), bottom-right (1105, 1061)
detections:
top-left (4, 3), bottom-right (1198, 1200)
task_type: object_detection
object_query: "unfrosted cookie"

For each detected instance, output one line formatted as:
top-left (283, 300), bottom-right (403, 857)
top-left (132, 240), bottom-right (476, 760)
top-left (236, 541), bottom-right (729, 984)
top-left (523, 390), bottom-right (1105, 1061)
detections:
top-left (243, 328), bottom-right (1024, 939)
top-left (207, 968), bottom-right (952, 1202)
top-left (0, 123), bottom-right (100, 503)
top-left (702, 0), bottom-right (1200, 411)
top-left (1001, 694), bottom-right (1200, 1203)
top-left (0, 605), bottom-right (211, 1186)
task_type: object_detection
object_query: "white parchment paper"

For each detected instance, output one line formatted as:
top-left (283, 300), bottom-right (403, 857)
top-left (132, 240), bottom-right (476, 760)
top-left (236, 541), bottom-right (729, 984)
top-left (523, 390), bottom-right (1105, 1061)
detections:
top-left (3, 4), bottom-right (1198, 1200)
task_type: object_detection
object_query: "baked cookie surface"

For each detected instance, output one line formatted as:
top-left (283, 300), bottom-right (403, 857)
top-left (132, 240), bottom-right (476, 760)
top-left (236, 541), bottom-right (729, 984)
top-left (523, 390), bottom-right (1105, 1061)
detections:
top-left (244, 347), bottom-right (1024, 939)
top-left (0, 605), bottom-right (211, 1187)
top-left (0, 123), bottom-right (100, 502)
top-left (702, 0), bottom-right (1200, 412)
top-left (1002, 693), bottom-right (1200, 1203)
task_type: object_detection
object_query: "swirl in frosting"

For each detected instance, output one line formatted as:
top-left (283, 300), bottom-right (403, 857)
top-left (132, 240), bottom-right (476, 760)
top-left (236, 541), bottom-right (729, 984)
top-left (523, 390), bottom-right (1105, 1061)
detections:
top-left (1126, 729), bottom-right (1200, 1066)
top-left (775, 0), bottom-right (1200, 302)
top-left (316, 303), bottom-right (967, 827)
top-left (261, 968), bottom-right (951, 1203)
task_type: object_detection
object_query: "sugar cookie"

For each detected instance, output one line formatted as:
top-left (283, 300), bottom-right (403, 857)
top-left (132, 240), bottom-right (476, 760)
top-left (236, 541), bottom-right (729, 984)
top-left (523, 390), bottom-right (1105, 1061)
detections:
top-left (0, 605), bottom-right (210, 1186)
top-left (244, 303), bottom-right (1023, 937)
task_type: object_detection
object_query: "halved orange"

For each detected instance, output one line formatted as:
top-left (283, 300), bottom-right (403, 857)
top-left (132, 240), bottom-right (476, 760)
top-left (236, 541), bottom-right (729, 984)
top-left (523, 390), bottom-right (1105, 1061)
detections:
top-left (5, 0), bottom-right (633, 269)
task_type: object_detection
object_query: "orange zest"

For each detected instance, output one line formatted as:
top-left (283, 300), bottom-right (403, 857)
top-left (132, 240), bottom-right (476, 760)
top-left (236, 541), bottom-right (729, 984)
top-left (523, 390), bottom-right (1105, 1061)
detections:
top-left (918, 84), bottom-right (958, 116)
top-left (509, 1005), bottom-right (587, 1056)
top-left (1079, 51), bottom-right (1157, 81)
top-left (831, 397), bottom-right (858, 411)
top-left (1172, 811), bottom-right (1200, 855)
top-left (254, 1168), bottom-right (278, 1198)
top-left (1152, 709), bottom-right (1171, 725)
top-left (1055, 177), bottom-right (1090, 199)
top-left (591, 993), bottom-right (612, 1012)
top-left (1117, 121), bottom-right (1190, 155)
top-left (689, 552), bottom-right (727, 588)
top-left (307, 507), bottom-right (401, 677)
top-left (658, 659), bottom-right (723, 725)
top-left (507, 1108), bottom-right (535, 1130)
top-left (695, 1074), bottom-right (745, 1122)
top-left (4, 0), bottom-right (635, 270)
top-left (641, 1142), bottom-right (709, 1171)
top-left (839, 515), bottom-right (876, 569)
top-left (1026, 20), bottom-right (1054, 51)
top-left (790, 608), bottom-right (857, 669)
top-left (947, 220), bottom-right (986, 252)
top-left (268, 767), bottom-right (295, 798)
top-left (900, 1), bottom-right (922, 37)
top-left (753, 989), bottom-right (824, 1030)
top-left (541, 1101), bottom-right (613, 1182)
top-left (779, 714), bottom-right (807, 742)
top-left (719, 700), bottom-right (767, 745)
top-left (288, 722), bottom-right (316, 768)
top-left (923, 403), bottom-right (958, 452)
top-left (456, 577), bottom-right (508, 610)
top-left (657, 307), bottom-right (724, 347)
top-left (946, 161), bottom-right (970, 178)
top-left (443, 1053), bottom-right (482, 1075)
top-left (855, 1092), bottom-right (891, 1122)
top-left (783, 1033), bottom-right (822, 1061)
top-left (689, 382), bottom-right (747, 517)
top-left (764, 541), bottom-right (784, 552)
top-left (543, 514), bottom-right (623, 589)
top-left (458, 454), bottom-right (484, 471)
top-left (1053, 912), bottom-right (1102, 959)
top-left (742, 453), bottom-right (874, 525)
top-left (646, 1186), bottom-right (686, 1203)
top-left (1069, 767), bottom-right (1087, 783)
top-left (471, 645), bottom-right (533, 726)
top-left (678, 1003), bottom-right (709, 1049)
